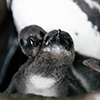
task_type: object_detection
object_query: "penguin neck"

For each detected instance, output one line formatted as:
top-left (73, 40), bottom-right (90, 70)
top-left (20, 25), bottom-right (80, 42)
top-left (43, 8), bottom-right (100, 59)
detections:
top-left (38, 45), bottom-right (74, 66)
top-left (34, 51), bottom-right (72, 80)
top-left (40, 51), bottom-right (72, 66)
top-left (30, 45), bottom-right (75, 80)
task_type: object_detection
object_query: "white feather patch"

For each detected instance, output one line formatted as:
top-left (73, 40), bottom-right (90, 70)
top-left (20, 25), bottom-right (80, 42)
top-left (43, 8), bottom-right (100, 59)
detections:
top-left (43, 46), bottom-right (71, 56)
top-left (25, 75), bottom-right (57, 97)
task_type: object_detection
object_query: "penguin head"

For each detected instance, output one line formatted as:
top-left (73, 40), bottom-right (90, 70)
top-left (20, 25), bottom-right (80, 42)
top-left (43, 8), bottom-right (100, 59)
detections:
top-left (19, 25), bottom-right (46, 58)
top-left (43, 29), bottom-right (75, 64)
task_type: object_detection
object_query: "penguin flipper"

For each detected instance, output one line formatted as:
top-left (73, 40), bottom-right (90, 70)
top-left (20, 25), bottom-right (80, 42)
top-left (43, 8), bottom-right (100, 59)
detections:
top-left (3, 80), bottom-right (17, 93)
top-left (83, 59), bottom-right (100, 73)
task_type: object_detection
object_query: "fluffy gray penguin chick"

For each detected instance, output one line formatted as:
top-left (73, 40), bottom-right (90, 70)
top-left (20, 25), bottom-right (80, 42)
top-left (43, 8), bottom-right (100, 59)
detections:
top-left (4, 29), bottom-right (83, 97)
top-left (18, 25), bottom-right (46, 58)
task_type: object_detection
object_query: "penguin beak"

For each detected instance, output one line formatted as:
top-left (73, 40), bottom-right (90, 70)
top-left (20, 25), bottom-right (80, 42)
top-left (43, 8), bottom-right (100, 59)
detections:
top-left (45, 29), bottom-right (61, 46)
top-left (57, 29), bottom-right (61, 34)
top-left (56, 29), bottom-right (61, 40)
top-left (44, 29), bottom-right (61, 46)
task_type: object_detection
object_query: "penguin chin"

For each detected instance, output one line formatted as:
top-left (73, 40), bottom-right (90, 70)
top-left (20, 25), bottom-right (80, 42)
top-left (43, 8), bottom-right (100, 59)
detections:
top-left (43, 44), bottom-right (72, 57)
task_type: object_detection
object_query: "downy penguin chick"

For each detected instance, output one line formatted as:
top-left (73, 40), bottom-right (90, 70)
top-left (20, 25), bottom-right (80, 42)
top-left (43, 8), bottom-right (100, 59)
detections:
top-left (4, 29), bottom-right (83, 97)
top-left (19, 25), bottom-right (46, 58)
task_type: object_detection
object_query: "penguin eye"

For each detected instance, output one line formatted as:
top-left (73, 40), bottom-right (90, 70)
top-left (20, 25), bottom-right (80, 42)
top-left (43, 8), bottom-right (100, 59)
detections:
top-left (27, 36), bottom-right (38, 47)
top-left (60, 34), bottom-right (73, 50)
top-left (20, 38), bottom-right (27, 46)
top-left (67, 38), bottom-right (73, 47)
top-left (64, 38), bottom-right (73, 50)
top-left (39, 31), bottom-right (45, 37)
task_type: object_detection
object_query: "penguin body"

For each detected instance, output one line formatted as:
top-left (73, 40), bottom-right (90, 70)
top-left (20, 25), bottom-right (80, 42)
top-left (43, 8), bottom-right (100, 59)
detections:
top-left (72, 63), bottom-right (100, 92)
top-left (4, 29), bottom-right (82, 97)
top-left (4, 28), bottom-right (100, 96)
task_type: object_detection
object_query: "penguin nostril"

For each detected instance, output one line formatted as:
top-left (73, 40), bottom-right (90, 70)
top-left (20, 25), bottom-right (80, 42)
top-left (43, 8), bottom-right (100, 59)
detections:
top-left (20, 39), bottom-right (27, 46)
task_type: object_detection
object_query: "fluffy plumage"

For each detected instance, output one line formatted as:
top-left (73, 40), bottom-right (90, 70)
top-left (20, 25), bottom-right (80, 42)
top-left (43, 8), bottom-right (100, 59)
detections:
top-left (19, 25), bottom-right (46, 57)
top-left (4, 29), bottom-right (84, 97)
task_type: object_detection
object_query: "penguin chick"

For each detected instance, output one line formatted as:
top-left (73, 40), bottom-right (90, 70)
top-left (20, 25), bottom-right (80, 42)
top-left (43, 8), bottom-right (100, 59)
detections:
top-left (4, 29), bottom-right (83, 97)
top-left (18, 25), bottom-right (46, 58)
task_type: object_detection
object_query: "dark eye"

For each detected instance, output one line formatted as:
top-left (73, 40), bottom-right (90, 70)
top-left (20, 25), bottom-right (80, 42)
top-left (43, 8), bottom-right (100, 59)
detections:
top-left (27, 36), bottom-right (38, 47)
top-left (67, 38), bottom-right (73, 47)
top-left (20, 38), bottom-right (27, 46)
top-left (39, 31), bottom-right (45, 37)
top-left (64, 38), bottom-right (73, 50)
top-left (60, 34), bottom-right (73, 50)
top-left (53, 33), bottom-right (58, 40)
